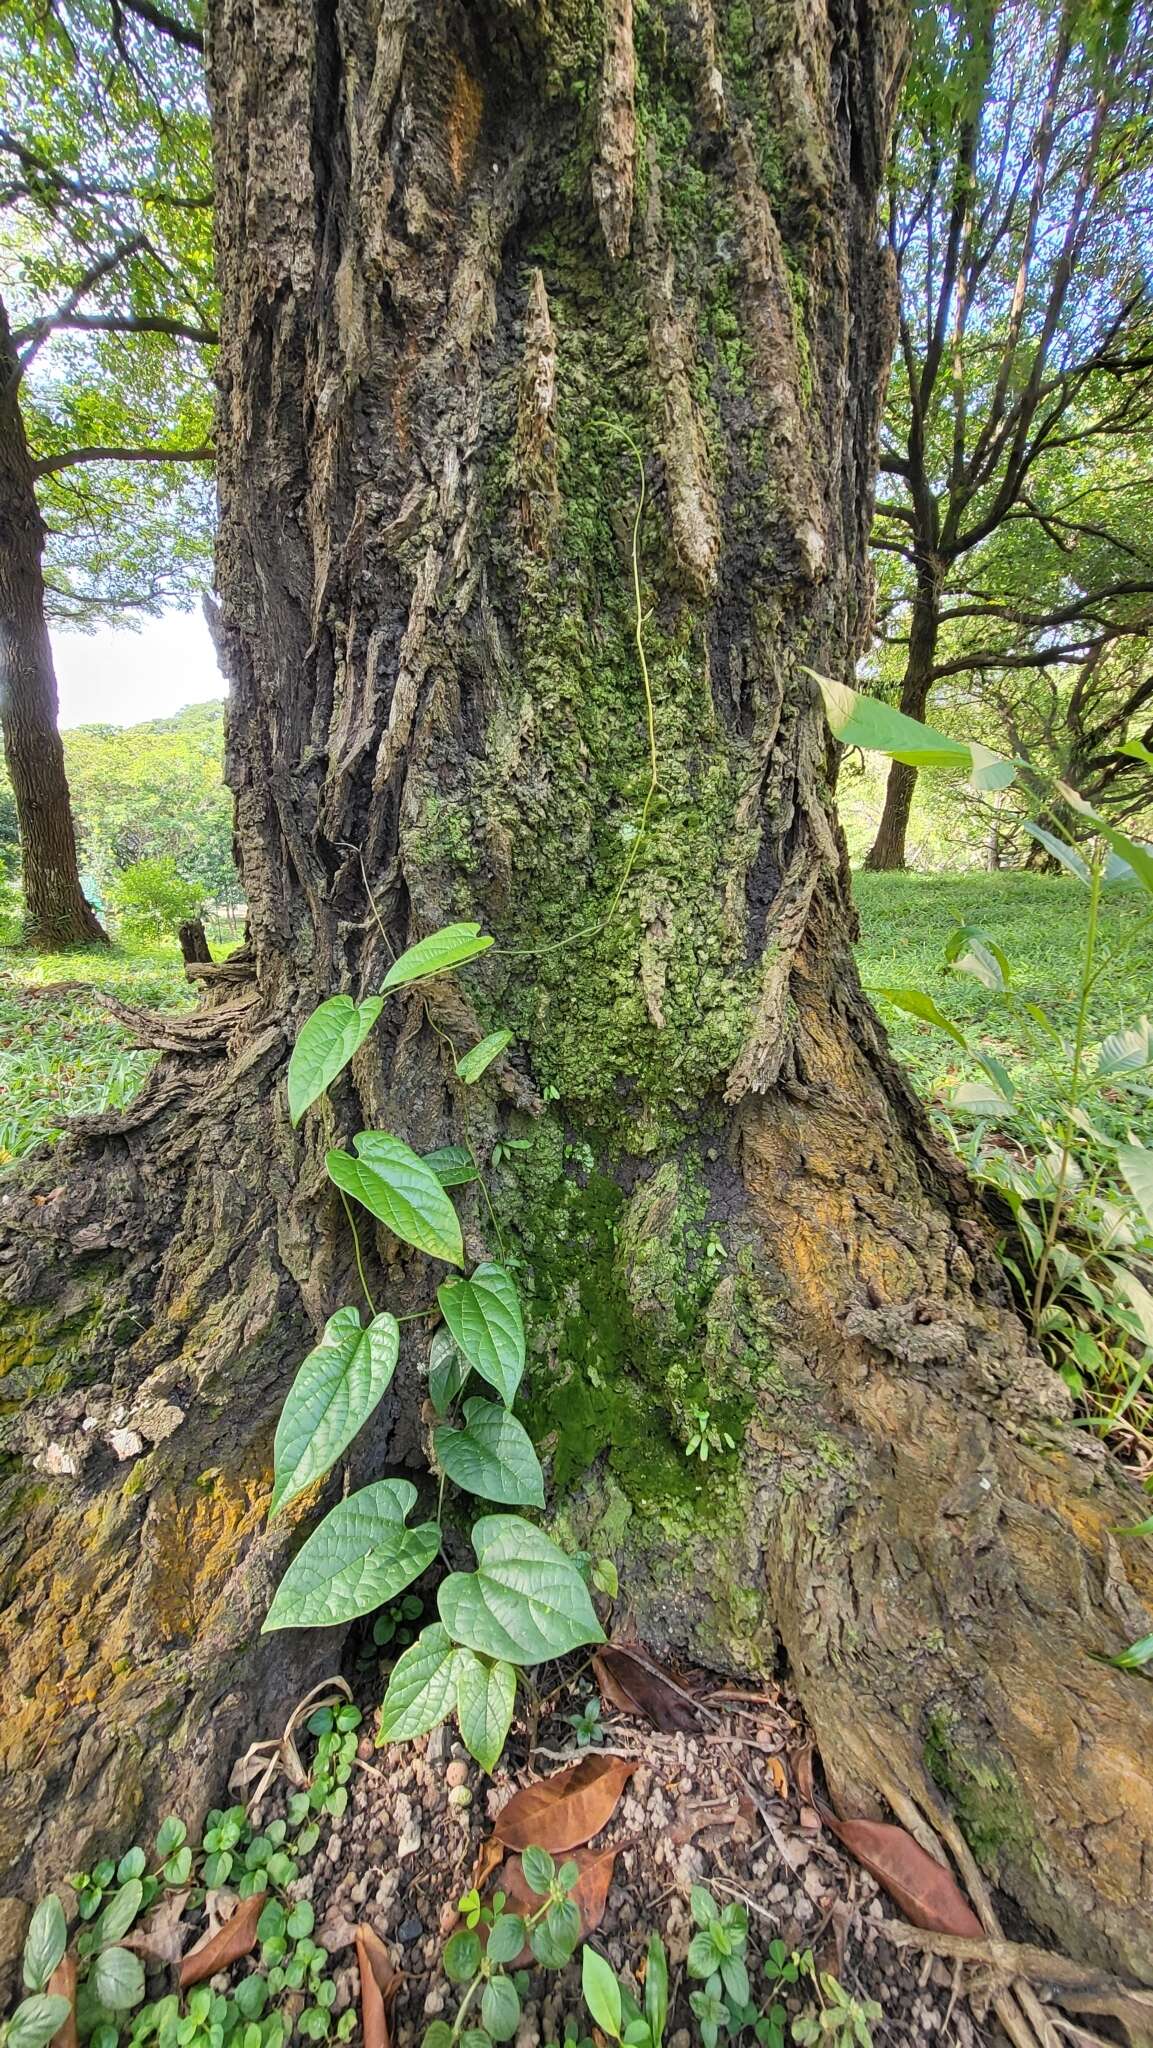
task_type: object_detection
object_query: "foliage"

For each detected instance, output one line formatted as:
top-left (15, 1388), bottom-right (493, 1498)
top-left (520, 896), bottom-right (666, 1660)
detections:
top-left (270, 925), bottom-right (605, 1774)
top-left (563, 1698), bottom-right (605, 1748)
top-left (0, 0), bottom-right (215, 624)
top-left (110, 857), bottom-right (203, 938)
top-left (430, 1851), bottom-right (587, 2048)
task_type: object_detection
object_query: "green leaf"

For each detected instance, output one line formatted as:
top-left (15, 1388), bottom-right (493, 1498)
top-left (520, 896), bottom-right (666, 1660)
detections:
top-left (1107, 1633), bottom-right (1153, 1670)
top-left (1118, 1142), bottom-right (1153, 1236)
top-left (807, 670), bottom-right (1013, 779)
top-left (454, 1650), bottom-right (517, 1772)
top-left (328, 1135), bottom-right (464, 1266)
top-left (288, 996), bottom-right (384, 1125)
top-left (434, 1399), bottom-right (545, 1508)
top-left (423, 1147), bottom-right (480, 1188)
top-left (22, 1898), bottom-right (67, 1993)
top-left (442, 1930), bottom-right (482, 1985)
top-left (1096, 1020), bottom-right (1152, 1077)
top-left (873, 987), bottom-right (967, 1047)
top-left (382, 924), bottom-right (494, 991)
top-left (1020, 822), bottom-right (1091, 884)
top-left (520, 1847), bottom-right (554, 1895)
top-left (1097, 823), bottom-right (1153, 898)
top-left (377, 1624), bottom-right (460, 1742)
top-left (270, 1308), bottom-right (399, 1520)
top-left (97, 1881), bottom-right (143, 1944)
top-left (480, 1978), bottom-right (521, 2043)
top-left (154, 1817), bottom-right (186, 1859)
top-left (644, 1936), bottom-right (669, 2047)
top-left (263, 1479), bottom-right (439, 1631)
top-left (456, 1032), bottom-right (513, 1086)
top-left (437, 1265), bottom-right (525, 1406)
top-left (582, 1950), bottom-right (623, 2041)
top-left (1115, 1513), bottom-right (1153, 1538)
top-left (944, 924), bottom-right (1009, 992)
top-left (438, 1514), bottom-right (605, 1664)
top-left (428, 1326), bottom-right (470, 1413)
top-left (485, 1917), bottom-right (527, 1966)
top-left (92, 1951), bottom-right (146, 2013)
top-left (6, 1997), bottom-right (73, 2048)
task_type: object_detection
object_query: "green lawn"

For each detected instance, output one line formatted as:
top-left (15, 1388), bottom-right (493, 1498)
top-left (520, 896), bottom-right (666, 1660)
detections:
top-left (854, 871), bottom-right (1153, 1135)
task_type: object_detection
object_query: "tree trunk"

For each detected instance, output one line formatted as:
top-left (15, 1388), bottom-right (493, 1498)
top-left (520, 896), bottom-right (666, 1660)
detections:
top-left (0, 303), bottom-right (109, 950)
top-left (1, 0), bottom-right (1152, 1991)
top-left (864, 557), bottom-right (942, 870)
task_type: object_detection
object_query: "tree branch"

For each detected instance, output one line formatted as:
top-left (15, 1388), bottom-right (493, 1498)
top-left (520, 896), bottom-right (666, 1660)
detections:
top-left (46, 311), bottom-right (218, 346)
top-left (116, 0), bottom-right (204, 53)
top-left (33, 443), bottom-right (213, 477)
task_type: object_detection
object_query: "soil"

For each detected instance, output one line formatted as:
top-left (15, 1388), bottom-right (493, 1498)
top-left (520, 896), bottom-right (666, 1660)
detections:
top-left (239, 1645), bottom-right (993, 2048)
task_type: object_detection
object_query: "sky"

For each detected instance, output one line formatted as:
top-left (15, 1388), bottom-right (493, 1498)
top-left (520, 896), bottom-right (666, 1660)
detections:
top-left (53, 609), bottom-right (225, 730)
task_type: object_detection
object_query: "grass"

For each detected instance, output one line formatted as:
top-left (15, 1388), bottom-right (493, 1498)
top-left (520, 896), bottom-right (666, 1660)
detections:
top-left (0, 938), bottom-right (193, 1161)
top-left (854, 871), bottom-right (1153, 1129)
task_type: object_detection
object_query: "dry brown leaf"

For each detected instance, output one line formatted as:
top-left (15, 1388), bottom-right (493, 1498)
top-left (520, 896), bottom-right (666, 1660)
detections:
top-left (123, 1890), bottom-right (192, 1967)
top-left (790, 1740), bottom-right (815, 1807)
top-left (592, 1645), bottom-right (700, 1733)
top-left (356, 1924), bottom-right (402, 2048)
top-left (821, 1814), bottom-right (983, 1937)
top-left (767, 1756), bottom-right (788, 1800)
top-left (48, 1956), bottom-right (77, 2048)
top-left (494, 1755), bottom-right (636, 1853)
top-left (180, 1891), bottom-right (267, 1987)
top-left (491, 1839), bottom-right (628, 1957)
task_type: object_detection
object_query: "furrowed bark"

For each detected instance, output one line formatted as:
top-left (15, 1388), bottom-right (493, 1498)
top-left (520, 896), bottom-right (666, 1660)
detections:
top-left (1, 0), bottom-right (1151, 1993)
top-left (0, 301), bottom-right (108, 948)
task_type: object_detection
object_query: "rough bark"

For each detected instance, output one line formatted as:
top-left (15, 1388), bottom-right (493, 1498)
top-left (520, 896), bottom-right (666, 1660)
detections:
top-left (1, 0), bottom-right (1152, 1993)
top-left (864, 555), bottom-right (941, 869)
top-left (0, 301), bottom-right (109, 949)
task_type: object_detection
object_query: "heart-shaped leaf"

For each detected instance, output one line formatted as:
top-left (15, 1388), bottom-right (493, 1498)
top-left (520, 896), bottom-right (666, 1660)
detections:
top-left (434, 1399), bottom-right (544, 1507)
top-left (428, 1326), bottom-right (470, 1414)
top-left (454, 1650), bottom-right (517, 1772)
top-left (288, 996), bottom-right (384, 1125)
top-left (424, 1146), bottom-right (481, 1188)
top-left (328, 1133), bottom-right (463, 1266)
top-left (263, 1480), bottom-right (439, 1631)
top-left (271, 1308), bottom-right (400, 1519)
top-left (438, 1514), bottom-right (604, 1664)
top-left (382, 923), bottom-right (494, 990)
top-left (378, 1623), bottom-right (461, 1742)
top-left (437, 1264), bottom-right (524, 1405)
top-left (456, 1031), bottom-right (513, 1085)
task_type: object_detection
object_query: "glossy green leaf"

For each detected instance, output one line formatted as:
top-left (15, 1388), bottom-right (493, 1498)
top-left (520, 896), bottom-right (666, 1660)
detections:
top-left (438, 1514), bottom-right (605, 1664)
top-left (944, 924), bottom-right (1009, 991)
top-left (22, 1897), bottom-right (67, 1993)
top-left (456, 1031), bottom-right (513, 1086)
top-left (1118, 1142), bottom-right (1153, 1236)
top-left (808, 669), bottom-right (1014, 780)
top-left (434, 1399), bottom-right (545, 1507)
top-left (873, 987), bottom-right (967, 1047)
top-left (424, 1146), bottom-right (480, 1188)
top-left (327, 1133), bottom-right (463, 1266)
top-left (270, 1308), bottom-right (400, 1519)
top-left (6, 1997), bottom-right (73, 2048)
top-left (377, 1624), bottom-right (461, 1743)
top-left (381, 924), bottom-right (494, 991)
top-left (1107, 1632), bottom-right (1153, 1670)
top-left (454, 1650), bottom-right (517, 1772)
top-left (288, 996), bottom-right (384, 1126)
top-left (428, 1326), bottom-right (470, 1413)
top-left (263, 1479), bottom-right (439, 1631)
top-left (1097, 823), bottom-right (1153, 898)
top-left (437, 1264), bottom-right (525, 1406)
top-left (1020, 822), bottom-right (1091, 883)
top-left (97, 1879), bottom-right (143, 1944)
top-left (92, 1949), bottom-right (146, 2012)
top-left (582, 1950), bottom-right (623, 2041)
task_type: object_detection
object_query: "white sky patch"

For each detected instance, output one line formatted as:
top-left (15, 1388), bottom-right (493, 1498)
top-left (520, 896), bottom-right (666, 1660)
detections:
top-left (53, 609), bottom-right (224, 730)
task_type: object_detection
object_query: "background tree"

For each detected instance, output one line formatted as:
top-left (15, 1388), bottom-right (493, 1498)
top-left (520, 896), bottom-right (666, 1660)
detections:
top-left (0, 0), bottom-right (1151, 1992)
top-left (0, 0), bottom-right (213, 946)
top-left (866, 0), bottom-right (1153, 870)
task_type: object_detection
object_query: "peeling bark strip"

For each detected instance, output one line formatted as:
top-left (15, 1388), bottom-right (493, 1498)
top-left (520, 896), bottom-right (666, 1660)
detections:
top-left (0, 0), bottom-right (1151, 1992)
top-left (592, 0), bottom-right (637, 262)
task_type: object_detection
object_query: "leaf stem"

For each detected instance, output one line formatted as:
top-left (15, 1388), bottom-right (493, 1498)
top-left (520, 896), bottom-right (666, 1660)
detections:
top-left (339, 1190), bottom-right (377, 1318)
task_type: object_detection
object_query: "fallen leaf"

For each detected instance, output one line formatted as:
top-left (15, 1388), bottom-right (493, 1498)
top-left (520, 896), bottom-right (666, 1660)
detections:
top-left (180, 1891), bottom-right (267, 1987)
top-left (356, 1925), bottom-right (402, 2048)
top-left (491, 1839), bottom-right (628, 1956)
top-left (768, 1756), bottom-right (789, 1800)
top-left (790, 1740), bottom-right (815, 1807)
top-left (592, 1645), bottom-right (699, 1733)
top-left (494, 1755), bottom-right (636, 1853)
top-left (821, 1813), bottom-right (983, 1937)
top-left (123, 1890), bottom-right (191, 1967)
top-left (48, 1956), bottom-right (77, 2048)
top-left (470, 1834), bottom-right (507, 1897)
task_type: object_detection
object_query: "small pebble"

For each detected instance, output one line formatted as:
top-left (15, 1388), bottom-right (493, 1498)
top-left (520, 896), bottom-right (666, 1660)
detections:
top-left (448, 1786), bottom-right (472, 1810)
top-left (398, 1915), bottom-right (423, 1944)
top-left (446, 1761), bottom-right (470, 1788)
